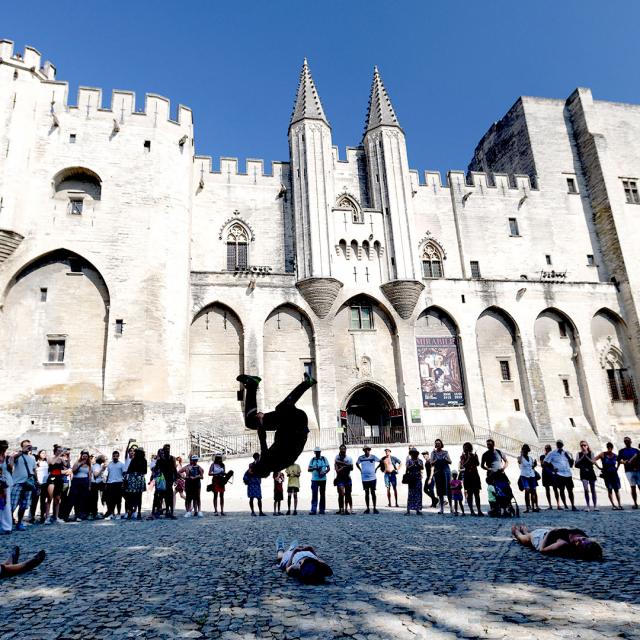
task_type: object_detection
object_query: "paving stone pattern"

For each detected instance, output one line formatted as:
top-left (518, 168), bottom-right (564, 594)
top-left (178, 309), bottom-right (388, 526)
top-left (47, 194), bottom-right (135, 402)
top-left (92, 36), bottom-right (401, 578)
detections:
top-left (1, 506), bottom-right (639, 640)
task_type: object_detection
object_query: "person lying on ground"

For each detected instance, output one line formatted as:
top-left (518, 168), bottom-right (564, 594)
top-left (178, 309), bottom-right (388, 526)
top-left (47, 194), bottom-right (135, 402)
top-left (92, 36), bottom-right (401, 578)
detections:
top-left (511, 524), bottom-right (602, 560)
top-left (275, 536), bottom-right (333, 584)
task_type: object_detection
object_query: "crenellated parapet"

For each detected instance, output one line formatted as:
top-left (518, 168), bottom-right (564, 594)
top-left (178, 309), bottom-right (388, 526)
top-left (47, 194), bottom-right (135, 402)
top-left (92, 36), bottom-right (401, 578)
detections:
top-left (0, 39), bottom-right (56, 80)
top-left (194, 156), bottom-right (290, 188)
top-left (414, 169), bottom-right (539, 195)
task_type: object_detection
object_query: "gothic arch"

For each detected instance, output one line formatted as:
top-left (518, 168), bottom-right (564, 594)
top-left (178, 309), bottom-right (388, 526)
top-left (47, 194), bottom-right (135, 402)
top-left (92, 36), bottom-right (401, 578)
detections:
top-left (340, 293), bottom-right (397, 331)
top-left (341, 380), bottom-right (396, 411)
top-left (417, 233), bottom-right (447, 260)
top-left (191, 301), bottom-right (244, 330)
top-left (217, 216), bottom-right (255, 242)
top-left (335, 193), bottom-right (364, 223)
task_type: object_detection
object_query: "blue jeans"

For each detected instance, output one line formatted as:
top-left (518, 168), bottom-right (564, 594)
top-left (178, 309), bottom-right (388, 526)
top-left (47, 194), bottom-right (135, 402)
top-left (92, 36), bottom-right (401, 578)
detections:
top-left (310, 480), bottom-right (326, 514)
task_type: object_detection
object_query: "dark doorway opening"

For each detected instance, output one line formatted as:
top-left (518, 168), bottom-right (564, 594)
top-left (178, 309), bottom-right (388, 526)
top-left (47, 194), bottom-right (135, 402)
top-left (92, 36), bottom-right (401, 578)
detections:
top-left (345, 384), bottom-right (406, 444)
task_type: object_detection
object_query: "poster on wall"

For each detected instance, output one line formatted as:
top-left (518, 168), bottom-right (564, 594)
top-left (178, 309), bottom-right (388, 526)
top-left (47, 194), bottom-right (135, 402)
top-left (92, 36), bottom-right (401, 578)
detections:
top-left (416, 337), bottom-right (465, 407)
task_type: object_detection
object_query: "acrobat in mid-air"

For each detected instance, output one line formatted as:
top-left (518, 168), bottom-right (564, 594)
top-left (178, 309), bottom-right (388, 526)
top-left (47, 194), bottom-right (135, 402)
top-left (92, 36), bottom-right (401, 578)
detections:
top-left (237, 373), bottom-right (316, 477)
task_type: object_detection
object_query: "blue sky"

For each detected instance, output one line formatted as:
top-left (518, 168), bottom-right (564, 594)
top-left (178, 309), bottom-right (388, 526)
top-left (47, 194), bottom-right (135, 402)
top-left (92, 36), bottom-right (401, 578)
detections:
top-left (4, 1), bottom-right (639, 176)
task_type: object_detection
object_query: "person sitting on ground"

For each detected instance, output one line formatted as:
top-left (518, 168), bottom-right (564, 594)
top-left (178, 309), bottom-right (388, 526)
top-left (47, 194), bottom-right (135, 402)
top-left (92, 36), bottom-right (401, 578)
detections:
top-left (275, 537), bottom-right (333, 584)
top-left (511, 524), bottom-right (602, 560)
top-left (0, 546), bottom-right (46, 579)
top-left (237, 373), bottom-right (316, 477)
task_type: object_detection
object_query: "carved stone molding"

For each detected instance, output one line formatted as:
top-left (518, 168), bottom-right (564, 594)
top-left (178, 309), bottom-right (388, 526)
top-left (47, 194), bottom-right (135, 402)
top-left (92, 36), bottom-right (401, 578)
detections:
top-left (0, 229), bottom-right (24, 264)
top-left (380, 279), bottom-right (425, 320)
top-left (296, 277), bottom-right (343, 319)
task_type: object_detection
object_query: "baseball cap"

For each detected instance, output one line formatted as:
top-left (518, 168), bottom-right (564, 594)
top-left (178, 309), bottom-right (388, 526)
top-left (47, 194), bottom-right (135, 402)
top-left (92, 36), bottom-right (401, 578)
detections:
top-left (313, 447), bottom-right (322, 453)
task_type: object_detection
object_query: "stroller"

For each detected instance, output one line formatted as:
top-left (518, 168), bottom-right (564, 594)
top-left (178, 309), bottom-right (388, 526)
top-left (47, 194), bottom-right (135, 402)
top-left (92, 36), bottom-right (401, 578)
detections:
top-left (487, 470), bottom-right (520, 517)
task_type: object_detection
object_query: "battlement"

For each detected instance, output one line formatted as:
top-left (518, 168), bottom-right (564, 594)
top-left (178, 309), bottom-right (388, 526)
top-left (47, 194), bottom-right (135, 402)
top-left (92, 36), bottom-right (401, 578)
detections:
top-left (195, 155), bottom-right (290, 183)
top-left (0, 39), bottom-right (56, 80)
top-left (333, 145), bottom-right (365, 164)
top-left (414, 169), bottom-right (539, 193)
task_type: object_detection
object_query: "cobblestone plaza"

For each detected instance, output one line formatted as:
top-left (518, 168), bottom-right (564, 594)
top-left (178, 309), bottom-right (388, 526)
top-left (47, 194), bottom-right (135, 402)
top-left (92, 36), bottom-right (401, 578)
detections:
top-left (2, 505), bottom-right (638, 640)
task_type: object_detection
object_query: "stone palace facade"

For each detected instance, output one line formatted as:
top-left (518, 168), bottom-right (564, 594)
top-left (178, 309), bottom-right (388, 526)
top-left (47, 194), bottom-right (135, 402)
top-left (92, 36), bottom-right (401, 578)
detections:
top-left (1, 39), bottom-right (639, 450)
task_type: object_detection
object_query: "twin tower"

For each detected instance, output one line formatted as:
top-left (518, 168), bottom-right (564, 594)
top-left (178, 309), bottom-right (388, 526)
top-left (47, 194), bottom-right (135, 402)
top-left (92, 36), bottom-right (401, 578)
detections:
top-left (289, 60), bottom-right (424, 321)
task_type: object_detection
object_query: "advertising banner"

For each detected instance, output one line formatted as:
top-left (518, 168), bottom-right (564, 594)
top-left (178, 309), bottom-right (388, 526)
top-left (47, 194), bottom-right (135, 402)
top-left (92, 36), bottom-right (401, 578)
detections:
top-left (416, 337), bottom-right (465, 407)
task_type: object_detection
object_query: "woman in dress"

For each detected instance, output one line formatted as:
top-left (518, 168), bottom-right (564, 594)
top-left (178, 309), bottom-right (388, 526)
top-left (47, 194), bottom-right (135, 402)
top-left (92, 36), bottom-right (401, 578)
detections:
top-left (575, 440), bottom-right (598, 512)
top-left (30, 449), bottom-right (49, 523)
top-left (430, 439), bottom-right (452, 514)
top-left (405, 447), bottom-right (424, 515)
top-left (69, 450), bottom-right (92, 520)
top-left (208, 454), bottom-right (227, 516)
top-left (124, 448), bottom-right (147, 520)
top-left (593, 442), bottom-right (623, 510)
top-left (174, 455), bottom-right (186, 510)
top-left (460, 442), bottom-right (483, 516)
top-left (244, 461), bottom-right (265, 516)
top-left (517, 444), bottom-right (540, 513)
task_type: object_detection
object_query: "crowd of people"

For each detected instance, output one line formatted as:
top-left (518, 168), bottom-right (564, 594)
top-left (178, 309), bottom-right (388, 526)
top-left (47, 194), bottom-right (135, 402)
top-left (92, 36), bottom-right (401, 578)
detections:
top-left (0, 434), bottom-right (638, 533)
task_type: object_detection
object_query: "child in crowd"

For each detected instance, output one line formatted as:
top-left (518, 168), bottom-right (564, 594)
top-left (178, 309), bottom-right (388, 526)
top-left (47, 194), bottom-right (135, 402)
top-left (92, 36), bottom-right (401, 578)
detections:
top-left (450, 470), bottom-right (465, 515)
top-left (244, 454), bottom-right (265, 516)
top-left (273, 470), bottom-right (285, 515)
top-left (285, 463), bottom-right (301, 515)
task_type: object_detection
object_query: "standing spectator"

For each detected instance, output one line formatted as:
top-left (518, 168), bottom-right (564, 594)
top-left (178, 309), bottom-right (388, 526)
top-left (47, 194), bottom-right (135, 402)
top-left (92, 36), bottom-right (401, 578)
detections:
top-left (517, 444), bottom-right (540, 513)
top-left (273, 470), bottom-right (285, 515)
top-left (57, 450), bottom-right (73, 521)
top-left (158, 444), bottom-right (178, 519)
top-left (334, 444), bottom-right (353, 515)
top-left (544, 440), bottom-right (577, 511)
top-left (43, 446), bottom-right (65, 524)
top-left (431, 439), bottom-right (452, 515)
top-left (405, 447), bottom-right (424, 515)
top-left (308, 447), bottom-right (330, 515)
top-left (124, 448), bottom-right (147, 520)
top-left (181, 455), bottom-right (204, 518)
top-left (208, 454), bottom-right (227, 516)
top-left (593, 443), bottom-right (623, 510)
top-left (481, 439), bottom-right (508, 481)
top-left (0, 440), bottom-right (13, 534)
top-left (380, 448), bottom-right (401, 508)
top-left (356, 446), bottom-right (380, 514)
top-left (10, 440), bottom-right (36, 531)
top-left (450, 470), bottom-right (464, 515)
top-left (460, 442), bottom-right (483, 516)
top-left (422, 450), bottom-right (438, 508)
top-left (575, 441), bottom-right (598, 512)
top-left (68, 450), bottom-right (92, 521)
top-left (244, 459), bottom-right (265, 516)
top-left (618, 436), bottom-right (640, 509)
top-left (122, 445), bottom-right (137, 515)
top-left (149, 449), bottom-right (167, 518)
top-left (104, 451), bottom-right (125, 519)
top-left (30, 449), bottom-right (49, 524)
top-left (89, 454), bottom-right (106, 520)
top-left (174, 456), bottom-right (186, 511)
top-left (540, 444), bottom-right (560, 510)
top-left (285, 462), bottom-right (301, 516)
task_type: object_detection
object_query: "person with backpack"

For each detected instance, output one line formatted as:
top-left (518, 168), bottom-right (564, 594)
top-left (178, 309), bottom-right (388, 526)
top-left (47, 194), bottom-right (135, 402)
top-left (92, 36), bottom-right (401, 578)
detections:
top-left (544, 440), bottom-right (577, 511)
top-left (308, 447), bottom-right (330, 515)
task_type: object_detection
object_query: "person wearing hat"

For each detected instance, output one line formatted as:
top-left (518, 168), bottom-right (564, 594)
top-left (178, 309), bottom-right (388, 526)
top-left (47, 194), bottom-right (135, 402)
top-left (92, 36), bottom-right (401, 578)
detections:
top-left (543, 440), bottom-right (577, 511)
top-left (308, 447), bottom-right (330, 514)
top-left (275, 536), bottom-right (333, 584)
top-left (379, 448), bottom-right (402, 508)
top-left (334, 444), bottom-right (354, 515)
top-left (356, 446), bottom-right (380, 514)
top-left (180, 455), bottom-right (204, 517)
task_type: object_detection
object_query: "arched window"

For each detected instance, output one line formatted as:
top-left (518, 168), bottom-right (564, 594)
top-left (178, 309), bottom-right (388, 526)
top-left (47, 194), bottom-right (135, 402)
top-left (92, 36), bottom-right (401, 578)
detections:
top-left (604, 347), bottom-right (635, 401)
top-left (339, 239), bottom-right (347, 258)
top-left (422, 241), bottom-right (443, 278)
top-left (226, 223), bottom-right (249, 270)
top-left (337, 195), bottom-right (364, 224)
top-left (53, 167), bottom-right (102, 216)
top-left (350, 240), bottom-right (359, 260)
top-left (362, 240), bottom-right (370, 260)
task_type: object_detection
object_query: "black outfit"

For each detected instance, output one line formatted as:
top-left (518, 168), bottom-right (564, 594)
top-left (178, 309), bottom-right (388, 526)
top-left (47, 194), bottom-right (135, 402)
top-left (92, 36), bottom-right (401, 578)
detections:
top-left (242, 379), bottom-right (312, 478)
top-left (543, 528), bottom-right (588, 557)
top-left (125, 456), bottom-right (148, 512)
top-left (575, 452), bottom-right (597, 482)
top-left (157, 455), bottom-right (177, 515)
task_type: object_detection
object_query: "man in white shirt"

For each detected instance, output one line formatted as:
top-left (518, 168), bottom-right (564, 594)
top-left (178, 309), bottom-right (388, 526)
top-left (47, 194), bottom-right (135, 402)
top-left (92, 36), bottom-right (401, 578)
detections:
top-left (104, 451), bottom-right (125, 519)
top-left (544, 440), bottom-right (577, 511)
top-left (356, 446), bottom-right (380, 514)
top-left (10, 440), bottom-right (36, 531)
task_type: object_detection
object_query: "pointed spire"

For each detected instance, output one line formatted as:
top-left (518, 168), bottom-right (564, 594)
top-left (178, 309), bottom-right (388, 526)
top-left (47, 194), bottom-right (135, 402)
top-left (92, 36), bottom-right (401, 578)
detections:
top-left (289, 58), bottom-right (329, 128)
top-left (364, 66), bottom-right (401, 136)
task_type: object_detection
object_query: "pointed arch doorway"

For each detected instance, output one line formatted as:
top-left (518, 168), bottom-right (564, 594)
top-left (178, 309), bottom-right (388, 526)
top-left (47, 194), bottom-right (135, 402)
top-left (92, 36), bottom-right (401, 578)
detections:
top-left (343, 383), bottom-right (406, 444)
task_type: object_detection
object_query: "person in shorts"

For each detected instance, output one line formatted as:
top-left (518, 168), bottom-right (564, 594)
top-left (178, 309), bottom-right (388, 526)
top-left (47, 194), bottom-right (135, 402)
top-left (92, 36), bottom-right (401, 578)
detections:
top-left (544, 440), bottom-right (576, 511)
top-left (618, 437), bottom-right (640, 509)
top-left (285, 463), bottom-right (301, 515)
top-left (512, 524), bottom-right (602, 560)
top-left (273, 470), bottom-right (285, 515)
top-left (356, 446), bottom-right (380, 514)
top-left (379, 448), bottom-right (401, 508)
top-left (334, 444), bottom-right (353, 515)
top-left (208, 454), bottom-right (227, 516)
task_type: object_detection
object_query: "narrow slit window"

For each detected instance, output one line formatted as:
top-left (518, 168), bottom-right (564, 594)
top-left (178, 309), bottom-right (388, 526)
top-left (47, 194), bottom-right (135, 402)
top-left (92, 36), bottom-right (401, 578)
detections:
top-left (514, 399), bottom-right (521, 412)
top-left (545, 255), bottom-right (552, 265)
top-left (69, 198), bottom-right (83, 215)
top-left (566, 177), bottom-right (577, 193)
top-left (508, 218), bottom-right (519, 236)
top-left (569, 417), bottom-right (576, 428)
top-left (69, 133), bottom-right (77, 144)
top-left (40, 288), bottom-right (48, 302)
top-left (499, 360), bottom-right (511, 381)
top-left (115, 319), bottom-right (124, 336)
top-left (143, 140), bottom-right (151, 153)
top-left (558, 321), bottom-right (568, 338)
top-left (562, 378), bottom-right (571, 397)
top-left (587, 254), bottom-right (595, 266)
top-left (470, 261), bottom-right (481, 279)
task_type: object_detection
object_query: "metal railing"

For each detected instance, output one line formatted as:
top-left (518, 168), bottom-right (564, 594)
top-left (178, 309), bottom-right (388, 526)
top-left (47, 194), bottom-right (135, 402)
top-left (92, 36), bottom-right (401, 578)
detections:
top-left (473, 427), bottom-right (543, 459)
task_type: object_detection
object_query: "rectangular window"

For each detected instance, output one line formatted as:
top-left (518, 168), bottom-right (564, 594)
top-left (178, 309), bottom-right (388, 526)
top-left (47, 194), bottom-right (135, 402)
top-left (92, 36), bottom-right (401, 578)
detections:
top-left (350, 304), bottom-right (373, 330)
top-left (422, 261), bottom-right (443, 279)
top-left (226, 243), bottom-right (248, 270)
top-left (461, 294), bottom-right (466, 304)
top-left (69, 198), bottom-right (83, 215)
top-left (607, 369), bottom-right (620, 401)
top-left (608, 368), bottom-right (635, 402)
top-left (514, 398), bottom-right (521, 412)
top-left (559, 321), bottom-right (568, 338)
top-left (562, 378), bottom-right (570, 397)
top-left (499, 360), bottom-right (511, 381)
top-left (545, 255), bottom-right (552, 265)
top-left (623, 179), bottom-right (640, 204)
top-left (40, 288), bottom-right (47, 302)
top-left (508, 218), bottom-right (519, 236)
top-left (68, 258), bottom-right (82, 273)
top-left (47, 339), bottom-right (65, 363)
top-left (569, 417), bottom-right (576, 428)
top-left (587, 254), bottom-right (595, 266)
top-left (115, 319), bottom-right (124, 336)
top-left (566, 177), bottom-right (577, 193)
top-left (303, 361), bottom-right (314, 379)
top-left (69, 133), bottom-right (77, 144)
top-left (470, 261), bottom-right (481, 279)
top-left (143, 140), bottom-right (151, 153)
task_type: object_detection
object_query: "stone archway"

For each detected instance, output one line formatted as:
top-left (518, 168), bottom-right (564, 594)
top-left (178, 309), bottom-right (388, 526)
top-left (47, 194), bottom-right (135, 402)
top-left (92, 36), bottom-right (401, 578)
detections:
top-left (344, 383), bottom-right (405, 444)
